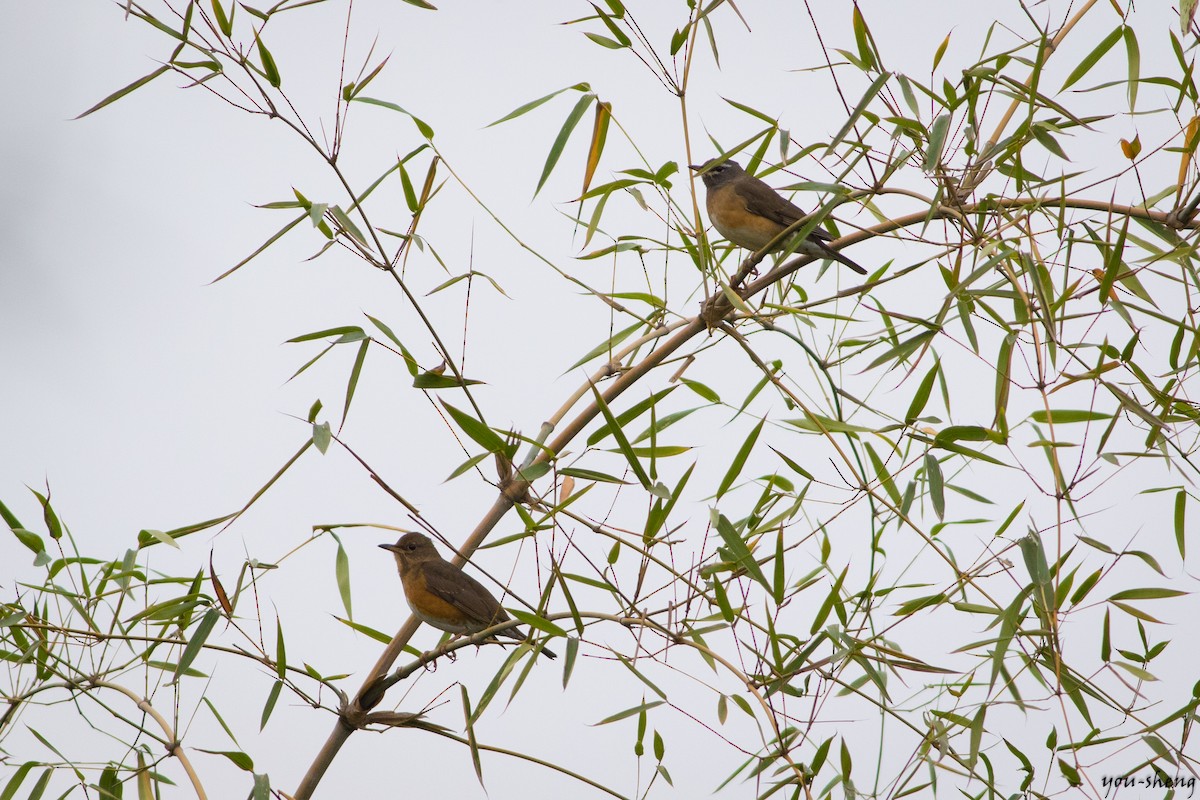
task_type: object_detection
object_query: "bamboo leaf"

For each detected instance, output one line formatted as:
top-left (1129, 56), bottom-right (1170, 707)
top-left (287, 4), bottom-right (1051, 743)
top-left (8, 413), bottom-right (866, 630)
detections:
top-left (716, 418), bottom-right (764, 498)
top-left (714, 513), bottom-right (769, 592)
top-left (488, 83), bottom-right (589, 126)
top-left (441, 401), bottom-right (505, 453)
top-left (353, 97), bottom-right (435, 138)
top-left (197, 750), bottom-right (254, 771)
top-left (333, 533), bottom-right (352, 619)
top-left (926, 454), bottom-right (945, 520)
top-left (1060, 26), bottom-right (1124, 91)
top-left (906, 361), bottom-right (940, 424)
top-left (259, 680), bottom-right (282, 730)
top-left (536, 93), bottom-right (596, 196)
top-left (828, 72), bottom-right (890, 151)
top-left (173, 608), bottom-right (219, 683)
top-left (341, 339), bottom-right (370, 423)
top-left (588, 383), bottom-right (651, 489)
top-left (254, 29), bottom-right (281, 87)
top-left (76, 66), bottom-right (171, 119)
top-left (1175, 490), bottom-right (1187, 559)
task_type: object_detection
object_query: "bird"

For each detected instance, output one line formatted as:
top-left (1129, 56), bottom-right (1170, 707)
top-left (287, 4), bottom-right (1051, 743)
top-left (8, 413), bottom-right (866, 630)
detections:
top-left (689, 158), bottom-right (867, 275)
top-left (379, 532), bottom-right (557, 660)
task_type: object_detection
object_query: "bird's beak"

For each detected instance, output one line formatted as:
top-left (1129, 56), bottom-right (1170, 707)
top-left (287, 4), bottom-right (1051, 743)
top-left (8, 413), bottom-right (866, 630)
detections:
top-left (688, 163), bottom-right (704, 172)
top-left (379, 543), bottom-right (400, 553)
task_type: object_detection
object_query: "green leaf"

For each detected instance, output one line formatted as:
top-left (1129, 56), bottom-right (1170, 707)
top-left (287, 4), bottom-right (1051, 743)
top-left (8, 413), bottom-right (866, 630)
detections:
top-left (1019, 531), bottom-right (1051, 586)
top-left (312, 421), bottom-right (331, 454)
top-left (333, 533), bottom-right (352, 619)
top-left (584, 32), bottom-right (626, 49)
top-left (594, 700), bottom-right (665, 725)
top-left (716, 418), bottom-right (764, 499)
top-left (925, 454), bottom-right (945, 520)
top-left (714, 513), bottom-right (769, 592)
top-left (923, 113), bottom-right (951, 172)
top-left (441, 401), bottom-right (506, 453)
top-left (1176, 490), bottom-right (1187, 559)
top-left (173, 608), bottom-right (220, 683)
top-left (329, 205), bottom-right (369, 248)
top-left (680, 379), bottom-right (720, 403)
top-left (334, 616), bottom-right (392, 644)
top-left (210, 0), bottom-right (232, 35)
top-left (1098, 216), bottom-right (1130, 308)
top-left (894, 593), bottom-right (946, 615)
top-left (462, 686), bottom-right (483, 783)
top-left (1057, 757), bottom-right (1082, 787)
top-left (934, 426), bottom-right (1000, 445)
top-left (211, 212), bottom-right (305, 282)
top-left (865, 330), bottom-right (937, 371)
top-left (10, 527), bottom-right (45, 556)
top-left (75, 65), bottom-right (171, 119)
top-left (140, 529), bottom-right (181, 549)
top-left (905, 362), bottom-right (939, 424)
top-left (487, 83), bottom-right (589, 126)
top-left (865, 443), bottom-right (902, 506)
top-left (508, 609), bottom-right (567, 638)
top-left (274, 617), bottom-right (286, 680)
top-left (557, 467), bottom-right (630, 485)
top-left (535, 93), bottom-right (595, 196)
top-left (254, 29), bottom-right (281, 87)
top-left (786, 413), bottom-right (874, 436)
top-left (1123, 25), bottom-right (1140, 111)
top-left (260, 680), bottom-right (282, 731)
top-left (828, 71), bottom-right (890, 151)
top-left (341, 339), bottom-right (370, 423)
top-left (1107, 587), bottom-right (1188, 601)
top-left (1069, 569), bottom-right (1102, 606)
top-left (28, 488), bottom-right (62, 541)
top-left (0, 499), bottom-right (24, 532)
top-left (98, 766), bottom-right (122, 800)
top-left (587, 387), bottom-right (676, 446)
top-left (197, 750), bottom-right (254, 771)
top-left (770, 447), bottom-right (814, 482)
top-left (287, 326), bottom-right (366, 343)
top-left (993, 332), bottom-right (1016, 433)
top-left (588, 383), bottom-right (651, 490)
top-left (1029, 409), bottom-right (1111, 424)
top-left (412, 371), bottom-right (484, 389)
top-left (352, 97), bottom-right (435, 138)
top-left (568, 320), bottom-right (641, 371)
top-left (1060, 25), bottom-right (1124, 91)
top-left (614, 652), bottom-right (667, 699)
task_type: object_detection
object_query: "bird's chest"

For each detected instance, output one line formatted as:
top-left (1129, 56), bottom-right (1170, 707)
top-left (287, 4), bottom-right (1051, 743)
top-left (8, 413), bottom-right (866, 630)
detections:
top-left (706, 190), bottom-right (780, 250)
top-left (401, 570), bottom-right (475, 634)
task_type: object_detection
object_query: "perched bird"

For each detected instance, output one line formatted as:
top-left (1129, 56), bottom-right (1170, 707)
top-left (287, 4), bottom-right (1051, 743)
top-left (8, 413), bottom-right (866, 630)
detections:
top-left (379, 532), bottom-right (557, 660)
top-left (689, 158), bottom-right (867, 274)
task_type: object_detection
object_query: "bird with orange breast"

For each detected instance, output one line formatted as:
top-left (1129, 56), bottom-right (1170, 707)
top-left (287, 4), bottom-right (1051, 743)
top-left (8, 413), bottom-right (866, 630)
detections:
top-left (380, 532), bottom-right (557, 659)
top-left (690, 158), bottom-right (867, 275)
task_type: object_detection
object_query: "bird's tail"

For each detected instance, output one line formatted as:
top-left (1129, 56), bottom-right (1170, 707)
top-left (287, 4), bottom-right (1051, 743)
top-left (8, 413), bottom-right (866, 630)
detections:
top-left (818, 242), bottom-right (868, 275)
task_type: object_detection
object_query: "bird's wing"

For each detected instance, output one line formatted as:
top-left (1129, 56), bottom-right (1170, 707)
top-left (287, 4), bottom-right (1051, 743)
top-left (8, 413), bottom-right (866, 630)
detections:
top-left (740, 180), bottom-right (832, 240)
top-left (422, 561), bottom-right (505, 624)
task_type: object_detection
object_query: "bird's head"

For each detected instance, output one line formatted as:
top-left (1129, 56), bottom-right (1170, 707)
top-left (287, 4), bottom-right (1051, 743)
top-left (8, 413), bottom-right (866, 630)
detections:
top-left (689, 158), bottom-right (745, 189)
top-left (379, 531), bottom-right (440, 569)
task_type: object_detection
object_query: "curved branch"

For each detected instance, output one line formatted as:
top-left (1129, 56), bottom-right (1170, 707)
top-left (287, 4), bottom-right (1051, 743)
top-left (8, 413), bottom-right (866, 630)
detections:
top-left (91, 680), bottom-right (208, 800)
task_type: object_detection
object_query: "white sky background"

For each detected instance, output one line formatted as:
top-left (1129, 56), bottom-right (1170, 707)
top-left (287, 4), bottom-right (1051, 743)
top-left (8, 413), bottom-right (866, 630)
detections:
top-left (3, 1), bottom-right (1199, 798)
